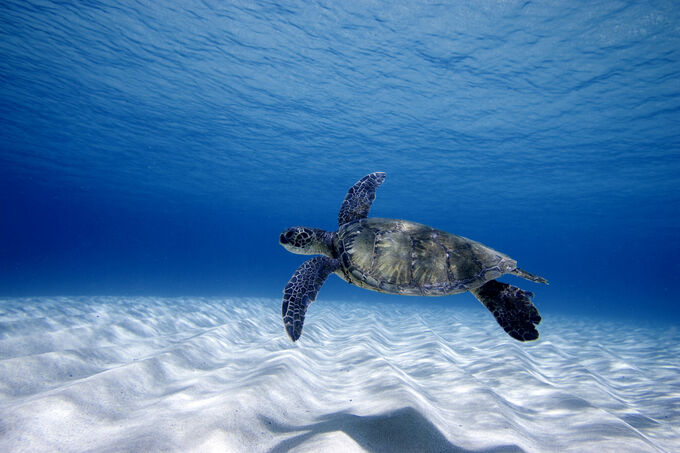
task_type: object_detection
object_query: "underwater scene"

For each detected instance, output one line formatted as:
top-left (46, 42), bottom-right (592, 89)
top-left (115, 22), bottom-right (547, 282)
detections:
top-left (1, 1), bottom-right (679, 452)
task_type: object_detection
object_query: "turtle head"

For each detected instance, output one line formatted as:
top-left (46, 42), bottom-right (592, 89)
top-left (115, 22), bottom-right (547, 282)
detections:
top-left (279, 227), bottom-right (334, 256)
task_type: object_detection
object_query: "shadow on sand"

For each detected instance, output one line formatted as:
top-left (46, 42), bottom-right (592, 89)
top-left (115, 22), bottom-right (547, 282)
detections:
top-left (263, 406), bottom-right (525, 453)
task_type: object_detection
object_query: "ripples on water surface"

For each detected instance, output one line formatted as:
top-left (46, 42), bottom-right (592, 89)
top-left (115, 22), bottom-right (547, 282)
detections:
top-left (1, 0), bottom-right (678, 311)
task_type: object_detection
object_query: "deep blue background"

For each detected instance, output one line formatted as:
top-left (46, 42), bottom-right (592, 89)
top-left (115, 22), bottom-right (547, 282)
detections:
top-left (1, 0), bottom-right (678, 320)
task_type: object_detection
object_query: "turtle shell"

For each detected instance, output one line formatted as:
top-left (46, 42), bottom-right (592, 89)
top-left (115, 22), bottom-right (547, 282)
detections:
top-left (336, 218), bottom-right (511, 296)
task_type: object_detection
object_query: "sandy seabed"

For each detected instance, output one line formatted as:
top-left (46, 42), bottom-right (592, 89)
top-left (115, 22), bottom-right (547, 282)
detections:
top-left (0, 296), bottom-right (678, 453)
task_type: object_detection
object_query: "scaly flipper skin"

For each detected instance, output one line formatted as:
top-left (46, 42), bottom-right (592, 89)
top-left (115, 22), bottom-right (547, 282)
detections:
top-left (338, 172), bottom-right (386, 226)
top-left (282, 256), bottom-right (340, 341)
top-left (471, 280), bottom-right (542, 341)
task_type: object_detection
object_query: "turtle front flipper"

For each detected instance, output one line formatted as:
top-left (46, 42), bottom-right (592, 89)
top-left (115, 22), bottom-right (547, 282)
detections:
top-left (282, 256), bottom-right (340, 342)
top-left (471, 280), bottom-right (542, 342)
top-left (338, 172), bottom-right (386, 226)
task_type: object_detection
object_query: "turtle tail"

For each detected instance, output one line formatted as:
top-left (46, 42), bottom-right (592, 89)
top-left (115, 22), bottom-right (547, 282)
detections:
top-left (512, 267), bottom-right (548, 284)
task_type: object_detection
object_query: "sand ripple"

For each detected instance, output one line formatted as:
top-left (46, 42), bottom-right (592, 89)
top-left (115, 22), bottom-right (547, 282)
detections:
top-left (0, 297), bottom-right (678, 452)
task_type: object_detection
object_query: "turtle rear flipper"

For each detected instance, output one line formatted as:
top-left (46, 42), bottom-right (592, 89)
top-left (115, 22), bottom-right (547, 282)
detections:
top-left (472, 280), bottom-right (542, 342)
top-left (282, 256), bottom-right (340, 342)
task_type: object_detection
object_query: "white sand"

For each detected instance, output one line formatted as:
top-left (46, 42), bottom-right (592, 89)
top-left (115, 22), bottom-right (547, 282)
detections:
top-left (0, 296), bottom-right (678, 452)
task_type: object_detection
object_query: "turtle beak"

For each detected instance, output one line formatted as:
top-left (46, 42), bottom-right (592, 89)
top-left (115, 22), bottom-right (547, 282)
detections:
top-left (279, 233), bottom-right (289, 245)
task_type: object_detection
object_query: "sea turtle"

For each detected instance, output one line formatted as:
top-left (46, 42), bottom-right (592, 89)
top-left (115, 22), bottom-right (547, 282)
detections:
top-left (279, 172), bottom-right (547, 343)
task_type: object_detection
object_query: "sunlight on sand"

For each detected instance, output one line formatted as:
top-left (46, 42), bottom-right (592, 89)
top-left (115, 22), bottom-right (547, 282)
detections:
top-left (0, 297), bottom-right (678, 452)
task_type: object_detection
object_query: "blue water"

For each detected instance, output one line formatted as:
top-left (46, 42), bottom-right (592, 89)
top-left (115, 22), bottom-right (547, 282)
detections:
top-left (1, 0), bottom-right (678, 322)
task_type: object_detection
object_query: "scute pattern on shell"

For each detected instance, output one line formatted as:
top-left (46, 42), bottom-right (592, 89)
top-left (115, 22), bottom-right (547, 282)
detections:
top-left (337, 218), bottom-right (507, 296)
